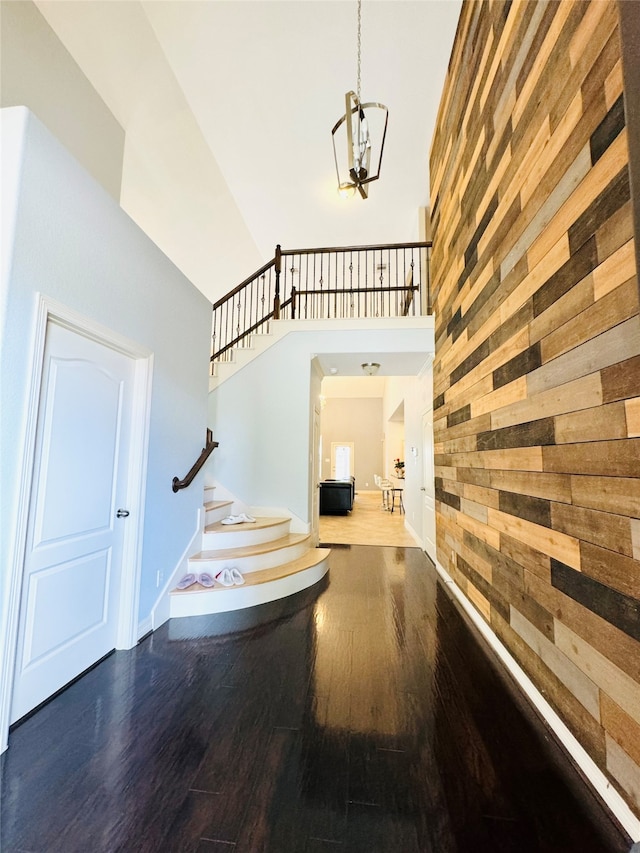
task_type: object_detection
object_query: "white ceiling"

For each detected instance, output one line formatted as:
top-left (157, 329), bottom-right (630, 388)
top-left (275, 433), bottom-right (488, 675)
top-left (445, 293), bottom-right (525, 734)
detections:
top-left (37, 0), bottom-right (462, 263)
top-left (316, 350), bottom-right (430, 376)
top-left (140, 0), bottom-right (462, 255)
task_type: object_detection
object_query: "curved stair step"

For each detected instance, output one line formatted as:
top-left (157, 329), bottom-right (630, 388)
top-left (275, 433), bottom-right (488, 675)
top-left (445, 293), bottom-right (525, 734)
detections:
top-left (190, 532), bottom-right (310, 565)
top-left (205, 515), bottom-right (289, 534)
top-left (202, 516), bottom-right (290, 549)
top-left (169, 548), bottom-right (330, 617)
top-left (204, 499), bottom-right (233, 512)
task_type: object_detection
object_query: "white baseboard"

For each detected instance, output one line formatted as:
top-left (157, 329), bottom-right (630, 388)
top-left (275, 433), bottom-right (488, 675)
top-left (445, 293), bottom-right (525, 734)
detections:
top-left (433, 559), bottom-right (640, 843)
top-left (404, 518), bottom-right (422, 548)
top-left (150, 509), bottom-right (203, 631)
top-left (137, 616), bottom-right (152, 640)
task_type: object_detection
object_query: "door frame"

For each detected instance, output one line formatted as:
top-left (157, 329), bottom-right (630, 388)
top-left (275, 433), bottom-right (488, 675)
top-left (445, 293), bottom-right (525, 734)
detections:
top-left (0, 295), bottom-right (153, 751)
top-left (421, 407), bottom-right (437, 562)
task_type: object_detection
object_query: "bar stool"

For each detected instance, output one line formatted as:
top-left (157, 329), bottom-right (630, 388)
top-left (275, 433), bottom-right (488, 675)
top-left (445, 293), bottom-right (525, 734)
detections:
top-left (390, 486), bottom-right (404, 514)
top-left (374, 474), bottom-right (392, 510)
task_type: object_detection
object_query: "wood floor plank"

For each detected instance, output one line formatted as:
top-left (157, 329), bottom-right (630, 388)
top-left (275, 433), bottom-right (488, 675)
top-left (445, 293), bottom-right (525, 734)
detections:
top-left (0, 545), bottom-right (631, 853)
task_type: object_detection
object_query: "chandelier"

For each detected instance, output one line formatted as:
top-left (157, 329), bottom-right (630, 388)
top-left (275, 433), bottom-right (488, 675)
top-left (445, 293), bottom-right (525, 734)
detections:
top-left (331, 0), bottom-right (388, 199)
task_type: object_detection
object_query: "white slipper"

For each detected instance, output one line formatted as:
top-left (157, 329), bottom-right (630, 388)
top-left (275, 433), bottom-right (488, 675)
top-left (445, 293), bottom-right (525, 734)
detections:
top-left (221, 515), bottom-right (244, 525)
top-left (214, 568), bottom-right (234, 587)
top-left (176, 573), bottom-right (197, 589)
top-left (230, 568), bottom-right (245, 585)
top-left (239, 513), bottom-right (256, 523)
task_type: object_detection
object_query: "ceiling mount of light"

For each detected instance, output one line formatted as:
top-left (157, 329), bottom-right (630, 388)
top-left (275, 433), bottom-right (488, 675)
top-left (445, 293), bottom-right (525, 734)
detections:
top-left (331, 0), bottom-right (388, 200)
top-left (361, 362), bottom-right (380, 376)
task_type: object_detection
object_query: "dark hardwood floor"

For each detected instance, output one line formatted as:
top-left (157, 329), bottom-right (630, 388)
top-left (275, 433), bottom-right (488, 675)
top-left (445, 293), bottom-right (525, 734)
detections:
top-left (1, 546), bottom-right (633, 852)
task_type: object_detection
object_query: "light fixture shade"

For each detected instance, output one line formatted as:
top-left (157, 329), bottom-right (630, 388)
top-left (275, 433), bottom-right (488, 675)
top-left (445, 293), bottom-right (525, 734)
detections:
top-left (361, 362), bottom-right (380, 376)
top-left (332, 91), bottom-right (388, 199)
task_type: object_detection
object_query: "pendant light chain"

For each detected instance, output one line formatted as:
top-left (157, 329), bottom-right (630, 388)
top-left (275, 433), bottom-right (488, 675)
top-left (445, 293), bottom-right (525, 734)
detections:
top-left (356, 0), bottom-right (362, 104)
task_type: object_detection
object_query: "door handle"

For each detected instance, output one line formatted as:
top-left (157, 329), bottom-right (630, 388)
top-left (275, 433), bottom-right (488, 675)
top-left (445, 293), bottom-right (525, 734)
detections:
top-left (420, 487), bottom-right (426, 491)
top-left (116, 509), bottom-right (130, 518)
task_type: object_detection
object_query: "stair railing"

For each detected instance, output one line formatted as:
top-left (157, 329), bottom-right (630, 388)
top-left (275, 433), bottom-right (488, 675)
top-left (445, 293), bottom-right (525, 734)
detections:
top-left (211, 241), bottom-right (431, 371)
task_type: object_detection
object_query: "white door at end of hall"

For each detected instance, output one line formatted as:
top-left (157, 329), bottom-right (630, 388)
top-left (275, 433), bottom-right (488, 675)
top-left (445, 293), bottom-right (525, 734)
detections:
top-left (11, 321), bottom-right (136, 724)
top-left (422, 411), bottom-right (437, 562)
top-left (331, 442), bottom-right (354, 480)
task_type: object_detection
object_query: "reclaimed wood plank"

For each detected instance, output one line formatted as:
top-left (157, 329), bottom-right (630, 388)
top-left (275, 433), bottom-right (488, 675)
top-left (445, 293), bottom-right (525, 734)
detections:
top-left (551, 503), bottom-right (634, 558)
top-left (596, 198), bottom-right (634, 261)
top-left (543, 437), bottom-right (640, 477)
top-left (487, 507), bottom-right (581, 568)
top-left (491, 372), bottom-right (603, 430)
top-left (555, 400), bottom-right (628, 444)
top-left (626, 397), bottom-right (640, 437)
top-left (527, 316), bottom-right (640, 396)
top-left (580, 541), bottom-right (640, 599)
top-left (554, 549), bottom-right (640, 658)
top-left (525, 570), bottom-right (640, 684)
top-left (540, 279), bottom-right (638, 364)
top-left (490, 470), bottom-right (572, 504)
top-left (510, 607), bottom-right (601, 721)
top-left (500, 234), bottom-right (570, 326)
top-left (554, 620), bottom-right (640, 720)
top-left (491, 607), bottom-right (608, 767)
top-left (527, 129), bottom-right (629, 270)
top-left (470, 375), bottom-right (528, 418)
top-left (632, 520), bottom-right (640, 561)
top-left (528, 273), bottom-right (594, 346)
top-left (605, 734), bottom-right (640, 811)
top-left (601, 694), bottom-right (640, 767)
top-left (593, 240), bottom-right (637, 300)
top-left (570, 474), bottom-right (640, 518)
top-left (601, 354), bottom-right (640, 403)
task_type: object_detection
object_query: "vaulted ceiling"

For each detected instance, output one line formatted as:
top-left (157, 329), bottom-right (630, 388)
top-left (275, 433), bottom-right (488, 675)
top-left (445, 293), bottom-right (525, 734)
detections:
top-left (35, 0), bottom-right (461, 298)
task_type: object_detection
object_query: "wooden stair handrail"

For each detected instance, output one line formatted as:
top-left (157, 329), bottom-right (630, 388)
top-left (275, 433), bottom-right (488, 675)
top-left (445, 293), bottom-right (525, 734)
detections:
top-left (211, 240), bottom-right (432, 366)
top-left (280, 240), bottom-right (431, 255)
top-left (172, 429), bottom-right (218, 493)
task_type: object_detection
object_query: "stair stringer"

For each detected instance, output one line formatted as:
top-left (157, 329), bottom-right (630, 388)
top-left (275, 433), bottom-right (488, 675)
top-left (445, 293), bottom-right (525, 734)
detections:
top-left (168, 487), bottom-right (330, 620)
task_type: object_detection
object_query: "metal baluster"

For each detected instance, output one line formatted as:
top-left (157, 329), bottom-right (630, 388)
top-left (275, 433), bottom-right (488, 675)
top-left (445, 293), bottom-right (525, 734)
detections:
top-left (403, 249), bottom-right (407, 316)
top-left (410, 254), bottom-right (415, 316)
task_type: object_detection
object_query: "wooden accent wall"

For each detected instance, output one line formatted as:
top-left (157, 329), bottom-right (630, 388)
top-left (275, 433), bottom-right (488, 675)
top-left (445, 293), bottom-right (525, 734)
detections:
top-left (430, 0), bottom-right (640, 816)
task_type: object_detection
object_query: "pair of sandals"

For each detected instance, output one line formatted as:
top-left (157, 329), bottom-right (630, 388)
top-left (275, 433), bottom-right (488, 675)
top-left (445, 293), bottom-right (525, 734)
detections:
top-left (176, 572), bottom-right (213, 589)
top-left (176, 568), bottom-right (244, 589)
top-left (221, 513), bottom-right (256, 525)
top-left (214, 567), bottom-right (245, 586)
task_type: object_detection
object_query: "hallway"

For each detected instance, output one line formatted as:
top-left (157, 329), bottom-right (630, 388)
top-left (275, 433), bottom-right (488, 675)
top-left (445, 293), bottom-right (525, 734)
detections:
top-left (319, 489), bottom-right (416, 547)
top-left (1, 546), bottom-right (631, 852)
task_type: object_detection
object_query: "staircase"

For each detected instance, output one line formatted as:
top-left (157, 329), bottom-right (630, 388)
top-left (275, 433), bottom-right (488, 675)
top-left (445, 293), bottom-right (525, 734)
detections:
top-left (169, 487), bottom-right (331, 618)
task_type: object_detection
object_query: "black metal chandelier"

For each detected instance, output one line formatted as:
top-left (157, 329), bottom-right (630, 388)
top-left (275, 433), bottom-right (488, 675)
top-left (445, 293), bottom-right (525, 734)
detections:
top-left (331, 0), bottom-right (388, 199)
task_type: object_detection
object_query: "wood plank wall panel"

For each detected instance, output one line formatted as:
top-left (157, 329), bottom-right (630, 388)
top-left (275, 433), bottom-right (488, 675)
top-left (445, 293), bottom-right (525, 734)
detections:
top-left (430, 0), bottom-right (640, 817)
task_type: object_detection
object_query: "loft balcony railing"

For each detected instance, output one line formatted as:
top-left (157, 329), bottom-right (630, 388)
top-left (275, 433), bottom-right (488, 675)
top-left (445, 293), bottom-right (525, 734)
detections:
top-left (211, 241), bottom-right (431, 371)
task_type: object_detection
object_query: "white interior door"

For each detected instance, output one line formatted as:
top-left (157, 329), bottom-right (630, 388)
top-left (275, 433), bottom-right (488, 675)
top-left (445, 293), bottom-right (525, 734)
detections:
top-left (331, 442), bottom-right (354, 479)
top-left (422, 410), bottom-right (437, 561)
top-left (10, 321), bottom-right (135, 723)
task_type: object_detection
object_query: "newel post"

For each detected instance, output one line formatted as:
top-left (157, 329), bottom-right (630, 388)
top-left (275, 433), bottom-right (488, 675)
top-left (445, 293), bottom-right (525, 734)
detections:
top-left (274, 244), bottom-right (281, 319)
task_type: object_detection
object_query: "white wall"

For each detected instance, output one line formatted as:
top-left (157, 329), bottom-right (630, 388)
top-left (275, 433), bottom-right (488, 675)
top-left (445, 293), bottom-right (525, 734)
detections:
top-left (403, 362), bottom-right (434, 543)
top-left (208, 325), bottom-right (433, 525)
top-left (319, 397), bottom-right (383, 486)
top-left (0, 0), bottom-right (125, 201)
top-left (0, 109), bottom-right (212, 654)
top-left (32, 0), bottom-right (264, 301)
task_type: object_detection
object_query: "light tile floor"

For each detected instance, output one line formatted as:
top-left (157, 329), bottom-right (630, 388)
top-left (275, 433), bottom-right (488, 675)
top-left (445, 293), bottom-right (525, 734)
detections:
top-left (319, 489), bottom-right (417, 547)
